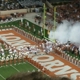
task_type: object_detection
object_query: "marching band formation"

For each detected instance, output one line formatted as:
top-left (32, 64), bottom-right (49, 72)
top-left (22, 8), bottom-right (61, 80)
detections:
top-left (0, 27), bottom-right (80, 67)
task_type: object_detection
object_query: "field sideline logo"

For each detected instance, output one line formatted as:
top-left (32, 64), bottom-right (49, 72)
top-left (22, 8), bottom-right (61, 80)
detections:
top-left (0, 32), bottom-right (80, 80)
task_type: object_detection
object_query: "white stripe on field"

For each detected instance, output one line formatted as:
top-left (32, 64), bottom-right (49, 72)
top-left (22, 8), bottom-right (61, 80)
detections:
top-left (10, 65), bottom-right (20, 72)
top-left (0, 74), bottom-right (5, 80)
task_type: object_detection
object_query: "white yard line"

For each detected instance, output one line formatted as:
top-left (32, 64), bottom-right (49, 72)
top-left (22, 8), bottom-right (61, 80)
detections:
top-left (10, 65), bottom-right (20, 72)
top-left (0, 74), bottom-right (5, 80)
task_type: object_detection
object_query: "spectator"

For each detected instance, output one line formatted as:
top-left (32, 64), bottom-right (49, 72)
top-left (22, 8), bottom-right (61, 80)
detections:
top-left (56, 0), bottom-right (80, 22)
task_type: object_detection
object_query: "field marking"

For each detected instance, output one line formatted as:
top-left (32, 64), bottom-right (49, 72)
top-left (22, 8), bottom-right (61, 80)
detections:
top-left (10, 65), bottom-right (20, 72)
top-left (0, 74), bottom-right (5, 80)
top-left (54, 52), bottom-right (80, 68)
top-left (26, 61), bottom-right (49, 76)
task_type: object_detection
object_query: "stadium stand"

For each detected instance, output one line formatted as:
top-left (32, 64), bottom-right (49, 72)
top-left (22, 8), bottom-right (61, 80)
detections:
top-left (17, 0), bottom-right (43, 8)
top-left (56, 0), bottom-right (80, 22)
top-left (0, 0), bottom-right (80, 80)
top-left (0, 0), bottom-right (20, 10)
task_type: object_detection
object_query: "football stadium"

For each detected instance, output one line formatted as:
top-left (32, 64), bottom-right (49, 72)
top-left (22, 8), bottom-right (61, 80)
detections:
top-left (0, 0), bottom-right (80, 80)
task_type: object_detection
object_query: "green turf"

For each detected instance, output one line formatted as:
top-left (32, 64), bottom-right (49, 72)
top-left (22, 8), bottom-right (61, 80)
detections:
top-left (0, 62), bottom-right (38, 80)
top-left (13, 62), bottom-right (38, 72)
top-left (0, 77), bottom-right (4, 80)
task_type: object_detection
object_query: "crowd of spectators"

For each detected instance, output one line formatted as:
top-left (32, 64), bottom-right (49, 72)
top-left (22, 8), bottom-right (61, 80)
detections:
top-left (18, 0), bottom-right (43, 8)
top-left (50, 0), bottom-right (80, 57)
top-left (56, 0), bottom-right (80, 23)
top-left (0, 0), bottom-right (20, 10)
top-left (0, 0), bottom-right (43, 10)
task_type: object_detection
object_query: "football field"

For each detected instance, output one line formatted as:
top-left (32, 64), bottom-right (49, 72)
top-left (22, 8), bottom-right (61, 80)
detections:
top-left (0, 61), bottom-right (38, 80)
top-left (0, 29), bottom-right (80, 80)
top-left (0, 29), bottom-right (39, 80)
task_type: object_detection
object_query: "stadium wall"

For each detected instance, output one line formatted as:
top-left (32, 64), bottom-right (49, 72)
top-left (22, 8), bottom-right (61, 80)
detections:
top-left (0, 8), bottom-right (35, 15)
top-left (0, 19), bottom-right (48, 39)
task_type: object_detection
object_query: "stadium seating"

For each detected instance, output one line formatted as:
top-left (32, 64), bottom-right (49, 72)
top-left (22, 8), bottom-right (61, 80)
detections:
top-left (17, 0), bottom-right (43, 8)
top-left (0, 0), bottom-right (20, 10)
top-left (56, 0), bottom-right (80, 22)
